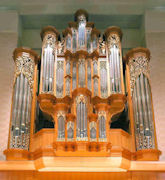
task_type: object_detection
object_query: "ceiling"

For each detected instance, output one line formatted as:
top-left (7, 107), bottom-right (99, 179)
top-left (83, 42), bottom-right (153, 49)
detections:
top-left (1, 0), bottom-right (164, 54)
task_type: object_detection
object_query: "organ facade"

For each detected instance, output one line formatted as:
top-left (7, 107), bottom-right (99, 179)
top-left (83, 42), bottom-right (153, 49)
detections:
top-left (4, 9), bottom-right (161, 166)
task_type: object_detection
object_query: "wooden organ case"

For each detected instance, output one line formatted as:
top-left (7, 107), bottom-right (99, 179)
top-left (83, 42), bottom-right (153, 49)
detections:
top-left (4, 9), bottom-right (161, 171)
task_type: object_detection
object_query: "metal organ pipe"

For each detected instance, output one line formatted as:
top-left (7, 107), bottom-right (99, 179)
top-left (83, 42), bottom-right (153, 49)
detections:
top-left (145, 76), bottom-right (155, 148)
top-left (109, 52), bottom-right (114, 93)
top-left (140, 74), bottom-right (149, 132)
top-left (16, 73), bottom-right (24, 136)
top-left (110, 45), bottom-right (121, 93)
top-left (136, 77), bottom-right (144, 135)
top-left (76, 96), bottom-right (87, 140)
top-left (116, 47), bottom-right (121, 92)
top-left (12, 76), bottom-right (20, 136)
top-left (21, 77), bottom-right (28, 130)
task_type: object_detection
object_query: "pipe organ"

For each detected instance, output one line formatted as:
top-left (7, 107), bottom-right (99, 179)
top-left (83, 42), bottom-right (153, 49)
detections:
top-left (4, 9), bottom-right (161, 162)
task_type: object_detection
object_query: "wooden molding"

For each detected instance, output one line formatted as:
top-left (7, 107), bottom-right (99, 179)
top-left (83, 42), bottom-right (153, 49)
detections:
top-left (40, 26), bottom-right (60, 41)
top-left (124, 47), bottom-right (151, 63)
top-left (62, 28), bottom-right (72, 37)
top-left (4, 149), bottom-right (30, 161)
top-left (135, 149), bottom-right (161, 161)
top-left (74, 9), bottom-right (89, 21)
top-left (104, 26), bottom-right (123, 40)
top-left (13, 47), bottom-right (39, 64)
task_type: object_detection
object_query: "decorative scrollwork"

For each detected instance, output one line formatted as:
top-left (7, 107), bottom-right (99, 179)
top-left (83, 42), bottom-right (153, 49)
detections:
top-left (57, 111), bottom-right (66, 119)
top-left (98, 111), bottom-right (106, 118)
top-left (99, 36), bottom-right (106, 55)
top-left (89, 121), bottom-right (96, 130)
top-left (128, 56), bottom-right (150, 96)
top-left (107, 33), bottom-right (120, 49)
top-left (76, 94), bottom-right (87, 104)
top-left (77, 14), bottom-right (86, 22)
top-left (14, 52), bottom-right (34, 93)
top-left (43, 33), bottom-right (56, 49)
top-left (57, 39), bottom-right (65, 55)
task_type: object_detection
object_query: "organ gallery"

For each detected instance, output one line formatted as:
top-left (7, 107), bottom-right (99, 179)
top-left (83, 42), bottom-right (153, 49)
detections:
top-left (3, 9), bottom-right (163, 175)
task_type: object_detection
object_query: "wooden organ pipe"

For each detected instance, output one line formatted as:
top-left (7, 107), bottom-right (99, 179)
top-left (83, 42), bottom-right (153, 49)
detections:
top-left (9, 48), bottom-right (39, 150)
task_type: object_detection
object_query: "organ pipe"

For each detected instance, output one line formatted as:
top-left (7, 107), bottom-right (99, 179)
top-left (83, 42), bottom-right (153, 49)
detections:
top-left (57, 113), bottom-right (65, 141)
top-left (76, 95), bottom-right (87, 141)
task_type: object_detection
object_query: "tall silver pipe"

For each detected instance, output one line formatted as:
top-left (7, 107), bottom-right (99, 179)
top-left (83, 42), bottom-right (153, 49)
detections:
top-left (140, 73), bottom-right (149, 131)
top-left (145, 77), bottom-right (155, 148)
top-left (87, 61), bottom-right (91, 90)
top-left (133, 85), bottom-right (141, 149)
top-left (11, 80), bottom-right (17, 128)
top-left (136, 77), bottom-right (144, 134)
top-left (109, 53), bottom-right (112, 93)
top-left (109, 52), bottom-right (114, 93)
top-left (12, 76), bottom-right (20, 130)
top-left (48, 48), bottom-right (52, 91)
top-left (133, 85), bottom-right (139, 132)
top-left (116, 48), bottom-right (121, 92)
top-left (27, 86), bottom-right (32, 133)
top-left (78, 103), bottom-right (81, 138)
top-left (21, 77), bottom-right (28, 129)
top-left (111, 47), bottom-right (115, 93)
top-left (114, 46), bottom-right (119, 92)
top-left (45, 46), bottom-right (49, 92)
top-left (15, 73), bottom-right (24, 136)
top-left (51, 54), bottom-right (55, 91)
top-left (144, 77), bottom-right (152, 128)
top-left (85, 104), bottom-right (87, 137)
top-left (25, 82), bottom-right (30, 129)
top-left (43, 48), bottom-right (48, 92)
top-left (80, 102), bottom-right (82, 137)
top-left (58, 116), bottom-right (61, 138)
top-left (42, 50), bottom-right (46, 92)
top-left (72, 62), bottom-right (76, 90)
top-left (20, 75), bottom-right (25, 131)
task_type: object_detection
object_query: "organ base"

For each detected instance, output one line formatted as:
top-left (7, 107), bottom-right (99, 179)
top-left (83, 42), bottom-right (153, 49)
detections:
top-left (4, 128), bottom-right (159, 160)
top-left (135, 149), bottom-right (161, 161)
top-left (4, 149), bottom-right (30, 161)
